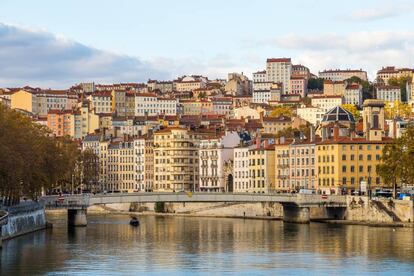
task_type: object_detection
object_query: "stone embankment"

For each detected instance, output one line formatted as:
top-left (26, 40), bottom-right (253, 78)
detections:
top-left (85, 196), bottom-right (414, 227)
top-left (0, 201), bottom-right (47, 247)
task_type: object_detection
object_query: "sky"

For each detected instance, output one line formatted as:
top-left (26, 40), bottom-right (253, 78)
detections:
top-left (0, 0), bottom-right (414, 88)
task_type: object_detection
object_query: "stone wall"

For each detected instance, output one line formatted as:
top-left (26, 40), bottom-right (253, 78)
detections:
top-left (345, 196), bottom-right (414, 223)
top-left (1, 203), bottom-right (47, 240)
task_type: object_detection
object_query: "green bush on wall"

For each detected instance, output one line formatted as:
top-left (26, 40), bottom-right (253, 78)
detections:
top-left (154, 202), bottom-right (165, 213)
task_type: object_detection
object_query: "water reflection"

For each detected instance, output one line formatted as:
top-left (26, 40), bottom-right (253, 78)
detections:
top-left (1, 214), bottom-right (414, 275)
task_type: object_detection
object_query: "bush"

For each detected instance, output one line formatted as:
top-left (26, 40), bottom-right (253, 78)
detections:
top-left (154, 202), bottom-right (165, 213)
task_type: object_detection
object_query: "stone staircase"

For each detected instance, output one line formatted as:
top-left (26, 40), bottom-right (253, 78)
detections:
top-left (371, 200), bottom-right (401, 222)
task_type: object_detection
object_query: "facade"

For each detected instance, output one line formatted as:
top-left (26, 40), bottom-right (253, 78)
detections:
top-left (47, 110), bottom-right (74, 137)
top-left (233, 146), bottom-right (251, 192)
top-left (311, 96), bottom-right (344, 113)
top-left (248, 144), bottom-right (276, 193)
top-left (212, 98), bottom-right (233, 116)
top-left (266, 58), bottom-right (292, 94)
top-left (199, 132), bottom-right (240, 192)
top-left (262, 116), bottom-right (291, 134)
top-left (344, 84), bottom-right (363, 106)
top-left (316, 139), bottom-right (390, 195)
top-left (319, 69), bottom-right (368, 82)
top-left (153, 128), bottom-right (201, 191)
top-left (135, 93), bottom-right (177, 116)
top-left (296, 105), bottom-right (326, 126)
top-left (377, 67), bottom-right (414, 84)
top-left (91, 91), bottom-right (113, 114)
top-left (323, 80), bottom-right (346, 96)
top-left (107, 141), bottom-right (136, 193)
top-left (289, 140), bottom-right (317, 191)
top-left (375, 86), bottom-right (401, 102)
top-left (289, 77), bottom-right (307, 97)
top-left (291, 64), bottom-right (311, 79)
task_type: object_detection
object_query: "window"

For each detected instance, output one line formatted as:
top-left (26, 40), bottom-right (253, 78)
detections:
top-left (342, 166), bottom-right (346, 173)
top-left (359, 154), bottom-right (363, 161)
top-left (342, 177), bottom-right (347, 185)
top-left (350, 166), bottom-right (355, 172)
top-left (359, 166), bottom-right (363, 173)
top-left (342, 155), bottom-right (346, 161)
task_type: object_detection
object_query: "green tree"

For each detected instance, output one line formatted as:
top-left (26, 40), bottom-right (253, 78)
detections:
top-left (0, 104), bottom-right (80, 205)
top-left (388, 76), bottom-right (412, 102)
top-left (377, 126), bottom-right (414, 198)
top-left (307, 78), bottom-right (324, 90)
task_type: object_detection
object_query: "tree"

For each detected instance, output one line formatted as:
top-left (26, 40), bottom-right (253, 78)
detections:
top-left (307, 78), bottom-right (324, 90)
top-left (0, 104), bottom-right (80, 205)
top-left (341, 104), bottom-right (361, 120)
top-left (377, 125), bottom-right (414, 198)
top-left (385, 101), bottom-right (412, 119)
top-left (345, 76), bottom-right (374, 100)
top-left (270, 106), bottom-right (293, 117)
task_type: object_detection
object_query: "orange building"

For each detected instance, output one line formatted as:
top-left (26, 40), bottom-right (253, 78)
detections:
top-left (47, 109), bottom-right (74, 137)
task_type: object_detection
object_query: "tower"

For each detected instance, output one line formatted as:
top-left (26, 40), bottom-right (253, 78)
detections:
top-left (362, 99), bottom-right (385, 141)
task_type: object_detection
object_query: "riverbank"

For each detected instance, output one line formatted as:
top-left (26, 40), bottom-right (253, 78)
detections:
top-left (46, 200), bottom-right (414, 228)
top-left (1, 202), bottom-right (47, 241)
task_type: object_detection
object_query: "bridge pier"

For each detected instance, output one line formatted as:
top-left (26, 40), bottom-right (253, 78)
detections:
top-left (68, 209), bottom-right (87, 227)
top-left (282, 205), bottom-right (310, 224)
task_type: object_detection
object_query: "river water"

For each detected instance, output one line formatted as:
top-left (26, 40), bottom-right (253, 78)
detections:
top-left (1, 213), bottom-right (414, 275)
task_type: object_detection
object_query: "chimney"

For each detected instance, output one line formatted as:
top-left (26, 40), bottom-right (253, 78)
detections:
top-left (256, 134), bottom-right (261, 149)
top-left (309, 125), bottom-right (315, 143)
top-left (333, 124), bottom-right (340, 141)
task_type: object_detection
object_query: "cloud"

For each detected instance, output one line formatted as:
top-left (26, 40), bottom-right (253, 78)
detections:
top-left (0, 23), bottom-right (170, 88)
top-left (349, 2), bottom-right (414, 21)
top-left (263, 31), bottom-right (414, 79)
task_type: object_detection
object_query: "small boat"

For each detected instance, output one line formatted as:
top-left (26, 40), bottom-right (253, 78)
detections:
top-left (129, 216), bottom-right (139, 226)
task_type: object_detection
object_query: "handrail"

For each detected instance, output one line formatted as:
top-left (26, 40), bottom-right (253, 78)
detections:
top-left (0, 211), bottom-right (9, 226)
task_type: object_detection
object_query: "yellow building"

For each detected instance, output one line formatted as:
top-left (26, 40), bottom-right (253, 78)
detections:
top-left (153, 127), bottom-right (201, 191)
top-left (248, 144), bottom-right (275, 193)
top-left (316, 138), bottom-right (392, 194)
top-left (323, 80), bottom-right (346, 96)
top-left (181, 99), bottom-right (213, 115)
top-left (10, 90), bottom-right (34, 113)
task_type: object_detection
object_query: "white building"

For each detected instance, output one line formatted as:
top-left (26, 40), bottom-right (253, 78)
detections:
top-left (289, 140), bottom-right (316, 190)
top-left (319, 69), bottom-right (368, 82)
top-left (233, 146), bottom-right (251, 193)
top-left (296, 105), bottom-right (325, 126)
top-left (266, 58), bottom-right (292, 94)
top-left (344, 84), bottom-right (363, 107)
top-left (199, 132), bottom-right (240, 192)
top-left (135, 93), bottom-right (177, 116)
top-left (376, 86), bottom-right (401, 102)
top-left (311, 96), bottom-right (344, 113)
top-left (133, 138), bottom-right (147, 192)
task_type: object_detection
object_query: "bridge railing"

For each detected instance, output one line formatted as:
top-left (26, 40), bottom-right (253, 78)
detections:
top-left (41, 195), bottom-right (90, 209)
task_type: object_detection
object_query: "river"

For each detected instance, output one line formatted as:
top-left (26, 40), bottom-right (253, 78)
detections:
top-left (1, 213), bottom-right (414, 275)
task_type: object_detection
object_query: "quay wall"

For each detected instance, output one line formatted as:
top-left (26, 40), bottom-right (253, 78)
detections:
top-left (1, 202), bottom-right (47, 240)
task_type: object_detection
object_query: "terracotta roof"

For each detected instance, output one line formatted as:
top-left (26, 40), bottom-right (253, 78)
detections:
top-left (266, 58), bottom-right (291, 63)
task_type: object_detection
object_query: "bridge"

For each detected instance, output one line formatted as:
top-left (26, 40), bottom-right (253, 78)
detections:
top-left (41, 193), bottom-right (347, 225)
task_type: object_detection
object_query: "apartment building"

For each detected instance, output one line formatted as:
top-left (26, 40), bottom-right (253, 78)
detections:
top-left (262, 116), bottom-right (291, 134)
top-left (377, 67), bottom-right (414, 84)
top-left (289, 76), bottom-right (308, 97)
top-left (319, 69), bottom-right (368, 82)
top-left (266, 58), bottom-right (292, 94)
top-left (344, 84), bottom-right (363, 106)
top-left (296, 105), bottom-right (325, 126)
top-left (199, 132), bottom-right (240, 192)
top-left (233, 146), bottom-right (251, 192)
top-left (91, 91), bottom-right (113, 114)
top-left (311, 95), bottom-right (344, 113)
top-left (323, 80), bottom-right (346, 96)
top-left (107, 141), bottom-right (136, 193)
top-left (248, 143), bottom-right (276, 193)
top-left (375, 86), bottom-right (401, 102)
top-left (153, 127), bottom-right (201, 191)
top-left (212, 97), bottom-right (233, 116)
top-left (134, 93), bottom-right (177, 116)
